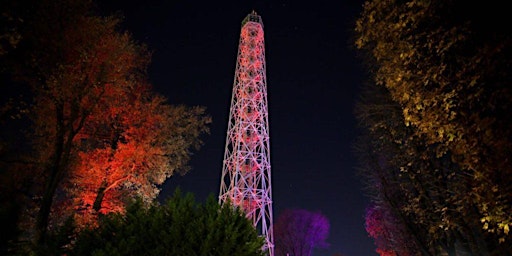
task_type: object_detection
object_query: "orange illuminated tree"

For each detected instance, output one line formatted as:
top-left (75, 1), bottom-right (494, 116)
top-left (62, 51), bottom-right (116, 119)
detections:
top-left (1, 0), bottom-right (210, 248)
top-left (68, 87), bottom-right (210, 227)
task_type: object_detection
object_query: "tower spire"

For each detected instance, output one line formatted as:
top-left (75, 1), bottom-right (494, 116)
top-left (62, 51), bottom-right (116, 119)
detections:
top-left (219, 11), bottom-right (274, 256)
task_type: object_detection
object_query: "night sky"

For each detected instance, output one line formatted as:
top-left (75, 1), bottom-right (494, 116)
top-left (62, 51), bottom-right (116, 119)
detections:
top-left (99, 1), bottom-right (375, 255)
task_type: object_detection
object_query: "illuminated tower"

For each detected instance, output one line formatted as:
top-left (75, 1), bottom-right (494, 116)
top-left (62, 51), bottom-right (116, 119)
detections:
top-left (219, 11), bottom-right (274, 256)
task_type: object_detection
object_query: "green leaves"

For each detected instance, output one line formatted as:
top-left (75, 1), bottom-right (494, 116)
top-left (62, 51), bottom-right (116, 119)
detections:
top-left (71, 189), bottom-right (264, 256)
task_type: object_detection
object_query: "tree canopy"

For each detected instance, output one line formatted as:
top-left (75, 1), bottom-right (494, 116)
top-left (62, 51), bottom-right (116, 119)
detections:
top-left (354, 0), bottom-right (512, 255)
top-left (0, 0), bottom-right (211, 252)
top-left (69, 189), bottom-right (265, 256)
top-left (274, 208), bottom-right (329, 256)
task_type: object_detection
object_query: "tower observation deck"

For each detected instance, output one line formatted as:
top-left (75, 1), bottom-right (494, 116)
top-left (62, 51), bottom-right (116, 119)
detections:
top-left (218, 11), bottom-right (274, 256)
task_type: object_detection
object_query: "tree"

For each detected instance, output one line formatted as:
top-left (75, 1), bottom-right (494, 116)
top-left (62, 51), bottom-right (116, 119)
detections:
top-left (69, 189), bottom-right (265, 256)
top-left (353, 79), bottom-right (502, 255)
top-left (66, 91), bottom-right (210, 229)
top-left (0, 0), bottom-right (211, 249)
top-left (365, 204), bottom-right (418, 256)
top-left (355, 0), bottom-right (511, 246)
top-left (365, 205), bottom-right (396, 256)
top-left (274, 209), bottom-right (329, 256)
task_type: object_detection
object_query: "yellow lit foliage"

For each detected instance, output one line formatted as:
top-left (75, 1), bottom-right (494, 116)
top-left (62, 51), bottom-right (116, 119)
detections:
top-left (355, 0), bottom-right (512, 242)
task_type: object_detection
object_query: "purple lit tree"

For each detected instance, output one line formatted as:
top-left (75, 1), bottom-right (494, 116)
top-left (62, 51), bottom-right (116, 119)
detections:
top-left (274, 209), bottom-right (330, 256)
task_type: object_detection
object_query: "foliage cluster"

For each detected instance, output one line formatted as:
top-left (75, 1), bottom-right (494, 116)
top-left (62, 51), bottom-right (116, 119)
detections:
top-left (0, 0), bottom-right (211, 253)
top-left (273, 208), bottom-right (329, 256)
top-left (354, 0), bottom-right (512, 255)
top-left (49, 189), bottom-right (264, 256)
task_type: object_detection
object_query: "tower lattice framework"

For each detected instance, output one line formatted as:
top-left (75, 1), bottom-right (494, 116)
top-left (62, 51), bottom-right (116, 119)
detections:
top-left (219, 11), bottom-right (274, 256)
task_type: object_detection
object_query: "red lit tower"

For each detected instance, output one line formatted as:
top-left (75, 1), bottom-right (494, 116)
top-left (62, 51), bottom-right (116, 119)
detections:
top-left (219, 11), bottom-right (274, 256)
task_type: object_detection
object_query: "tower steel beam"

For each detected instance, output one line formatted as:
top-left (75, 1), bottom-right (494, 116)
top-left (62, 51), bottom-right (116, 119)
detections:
top-left (219, 10), bottom-right (274, 256)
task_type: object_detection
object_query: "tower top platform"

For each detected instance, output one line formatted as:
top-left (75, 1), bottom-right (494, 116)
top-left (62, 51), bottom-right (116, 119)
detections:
top-left (242, 10), bottom-right (263, 27)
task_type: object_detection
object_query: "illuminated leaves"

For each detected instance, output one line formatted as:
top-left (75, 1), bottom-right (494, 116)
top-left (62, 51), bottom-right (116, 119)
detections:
top-left (1, 0), bottom-right (211, 242)
top-left (25, 1), bottom-right (211, 229)
top-left (274, 208), bottom-right (329, 256)
top-left (364, 205), bottom-right (409, 256)
top-left (69, 91), bottom-right (211, 228)
top-left (355, 0), bottom-right (512, 246)
top-left (354, 76), bottom-right (489, 254)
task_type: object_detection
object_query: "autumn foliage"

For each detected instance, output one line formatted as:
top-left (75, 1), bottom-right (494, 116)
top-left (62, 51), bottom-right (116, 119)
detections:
top-left (69, 91), bottom-right (210, 228)
top-left (0, 0), bottom-right (210, 251)
top-left (354, 0), bottom-right (512, 255)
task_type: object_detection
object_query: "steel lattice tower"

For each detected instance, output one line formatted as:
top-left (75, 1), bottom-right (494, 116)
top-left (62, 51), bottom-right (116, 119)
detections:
top-left (219, 11), bottom-right (274, 256)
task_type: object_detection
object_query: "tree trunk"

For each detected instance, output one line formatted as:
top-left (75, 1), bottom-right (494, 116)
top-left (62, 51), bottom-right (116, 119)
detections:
top-left (93, 180), bottom-right (108, 212)
top-left (35, 103), bottom-right (75, 246)
top-left (35, 105), bottom-right (66, 245)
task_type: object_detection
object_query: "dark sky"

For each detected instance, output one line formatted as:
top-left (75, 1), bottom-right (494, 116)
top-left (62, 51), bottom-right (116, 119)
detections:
top-left (99, 1), bottom-right (375, 255)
